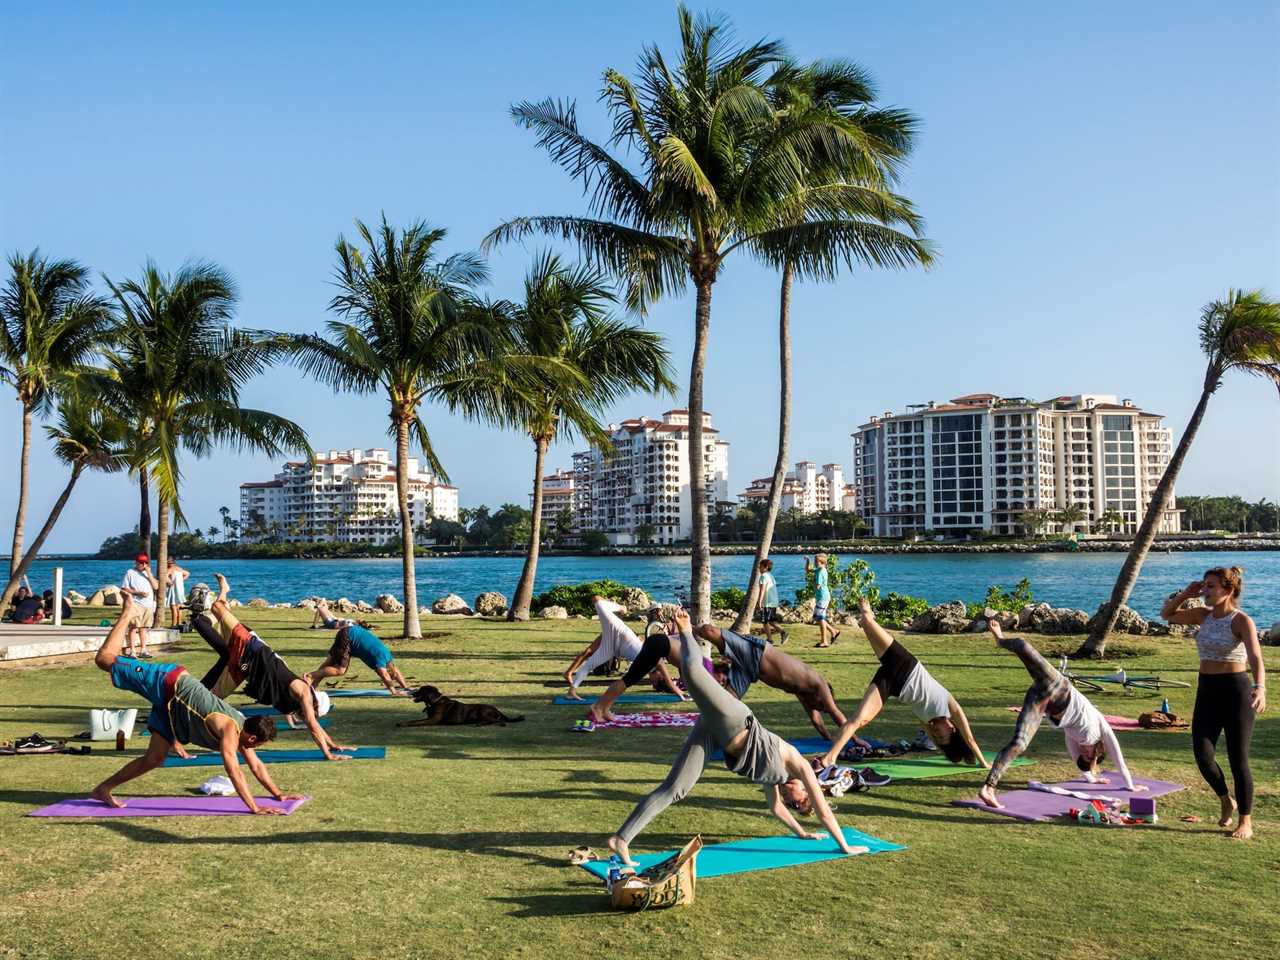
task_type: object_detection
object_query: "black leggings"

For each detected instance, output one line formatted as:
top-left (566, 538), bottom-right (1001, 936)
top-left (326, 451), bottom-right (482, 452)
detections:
top-left (193, 615), bottom-right (233, 690)
top-left (1192, 672), bottom-right (1255, 816)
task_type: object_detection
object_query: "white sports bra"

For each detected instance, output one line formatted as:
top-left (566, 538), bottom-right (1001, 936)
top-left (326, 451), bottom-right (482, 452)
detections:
top-left (1196, 611), bottom-right (1246, 663)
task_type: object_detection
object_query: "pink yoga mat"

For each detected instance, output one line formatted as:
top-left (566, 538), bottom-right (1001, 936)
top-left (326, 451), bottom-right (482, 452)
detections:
top-left (585, 711), bottom-right (699, 729)
top-left (28, 795), bottom-right (310, 818)
top-left (1007, 706), bottom-right (1141, 730)
top-left (953, 773), bottom-right (1184, 823)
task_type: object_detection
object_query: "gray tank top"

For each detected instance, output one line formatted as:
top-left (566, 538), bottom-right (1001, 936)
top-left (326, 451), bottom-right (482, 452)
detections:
top-left (1196, 611), bottom-right (1246, 663)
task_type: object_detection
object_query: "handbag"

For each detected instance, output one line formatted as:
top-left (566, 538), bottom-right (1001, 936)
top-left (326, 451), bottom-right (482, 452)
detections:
top-left (609, 836), bottom-right (702, 911)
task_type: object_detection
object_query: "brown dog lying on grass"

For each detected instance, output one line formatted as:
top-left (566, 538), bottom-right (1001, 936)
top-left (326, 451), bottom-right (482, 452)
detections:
top-left (398, 685), bottom-right (525, 727)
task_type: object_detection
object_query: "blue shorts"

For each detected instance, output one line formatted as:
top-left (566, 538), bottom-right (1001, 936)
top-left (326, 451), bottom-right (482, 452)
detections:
top-left (111, 656), bottom-right (181, 741)
top-left (813, 600), bottom-right (829, 622)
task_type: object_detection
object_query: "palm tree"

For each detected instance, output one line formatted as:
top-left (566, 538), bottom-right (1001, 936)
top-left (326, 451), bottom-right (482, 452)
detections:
top-left (1077, 289), bottom-right (1280, 657)
top-left (734, 59), bottom-right (932, 630)
top-left (291, 217), bottom-right (502, 639)
top-left (99, 261), bottom-right (310, 624)
top-left (0, 250), bottom-right (113, 576)
top-left (1019, 508), bottom-right (1053, 538)
top-left (1054, 504), bottom-right (1087, 534)
top-left (487, 7), bottom-right (929, 620)
top-left (483, 254), bottom-right (674, 621)
top-left (219, 505), bottom-right (232, 541)
top-left (1, 392), bottom-right (126, 604)
top-left (1095, 509), bottom-right (1124, 534)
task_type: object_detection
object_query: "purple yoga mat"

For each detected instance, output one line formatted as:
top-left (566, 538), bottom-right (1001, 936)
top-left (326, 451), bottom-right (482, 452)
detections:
top-left (28, 795), bottom-right (310, 818)
top-left (953, 773), bottom-right (1185, 823)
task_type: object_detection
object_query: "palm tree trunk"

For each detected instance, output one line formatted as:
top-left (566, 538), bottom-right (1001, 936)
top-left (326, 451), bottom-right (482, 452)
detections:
top-left (509, 435), bottom-right (548, 621)
top-left (1075, 377), bottom-right (1216, 657)
top-left (9, 401), bottom-right (33, 577)
top-left (687, 277), bottom-right (714, 623)
top-left (734, 261), bottom-right (793, 631)
top-left (1, 465), bottom-right (82, 607)
top-left (153, 497), bottom-right (169, 629)
top-left (396, 419), bottom-right (422, 639)
top-left (138, 468), bottom-right (152, 554)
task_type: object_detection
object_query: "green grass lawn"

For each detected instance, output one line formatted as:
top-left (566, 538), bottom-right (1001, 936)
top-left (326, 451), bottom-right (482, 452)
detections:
top-left (1, 608), bottom-right (1274, 960)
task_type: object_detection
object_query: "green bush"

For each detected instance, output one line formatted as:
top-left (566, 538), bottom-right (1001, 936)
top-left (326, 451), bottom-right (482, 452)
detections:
top-left (875, 592), bottom-right (930, 627)
top-left (710, 586), bottom-right (746, 610)
top-left (795, 556), bottom-right (880, 611)
top-left (531, 579), bottom-right (633, 617)
top-left (978, 578), bottom-right (1035, 617)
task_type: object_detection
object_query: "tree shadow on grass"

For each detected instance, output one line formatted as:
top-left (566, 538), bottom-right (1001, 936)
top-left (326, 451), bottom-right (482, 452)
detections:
top-left (492, 888), bottom-right (611, 918)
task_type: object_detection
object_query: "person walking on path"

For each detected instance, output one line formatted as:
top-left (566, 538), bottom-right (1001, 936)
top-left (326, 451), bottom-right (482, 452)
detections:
top-left (164, 557), bottom-right (189, 629)
top-left (756, 559), bottom-right (788, 644)
top-left (120, 553), bottom-right (159, 658)
top-left (806, 553), bottom-right (840, 647)
top-left (90, 593), bottom-right (300, 813)
top-left (1161, 566), bottom-right (1266, 840)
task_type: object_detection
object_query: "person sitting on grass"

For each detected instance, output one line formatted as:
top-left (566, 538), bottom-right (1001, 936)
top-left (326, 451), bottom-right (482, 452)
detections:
top-left (192, 574), bottom-right (353, 761)
top-left (818, 598), bottom-right (987, 771)
top-left (977, 618), bottom-right (1144, 809)
top-left (607, 609), bottom-right (863, 867)
top-left (307, 621), bottom-right (410, 696)
top-left (90, 593), bottom-right (302, 814)
top-left (562, 596), bottom-right (684, 704)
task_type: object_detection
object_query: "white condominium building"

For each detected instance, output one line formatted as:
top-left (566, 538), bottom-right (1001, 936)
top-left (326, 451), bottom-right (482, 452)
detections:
top-left (239, 448), bottom-right (459, 544)
top-left (568, 409), bottom-right (730, 545)
top-left (531, 469), bottom-right (582, 517)
top-left (852, 393), bottom-right (1181, 538)
top-left (738, 461), bottom-right (849, 514)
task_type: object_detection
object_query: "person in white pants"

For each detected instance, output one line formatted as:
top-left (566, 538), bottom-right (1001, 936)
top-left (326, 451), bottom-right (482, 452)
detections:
top-left (562, 596), bottom-right (683, 702)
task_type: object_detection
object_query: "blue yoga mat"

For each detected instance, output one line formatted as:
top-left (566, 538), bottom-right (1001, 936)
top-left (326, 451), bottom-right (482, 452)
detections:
top-left (161, 746), bottom-right (385, 767)
top-left (143, 717), bottom-right (330, 734)
top-left (326, 688), bottom-right (397, 698)
top-left (553, 693), bottom-right (684, 706)
top-left (579, 827), bottom-right (902, 881)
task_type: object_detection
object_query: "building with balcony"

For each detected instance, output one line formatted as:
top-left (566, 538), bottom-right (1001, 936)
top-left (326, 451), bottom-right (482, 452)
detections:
top-left (239, 448), bottom-right (459, 543)
top-left (852, 393), bottom-right (1181, 538)
top-left (562, 409), bottom-right (730, 545)
top-left (738, 461), bottom-right (849, 514)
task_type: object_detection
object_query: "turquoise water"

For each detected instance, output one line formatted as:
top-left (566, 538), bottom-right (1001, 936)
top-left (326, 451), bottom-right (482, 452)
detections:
top-left (20, 550), bottom-right (1279, 624)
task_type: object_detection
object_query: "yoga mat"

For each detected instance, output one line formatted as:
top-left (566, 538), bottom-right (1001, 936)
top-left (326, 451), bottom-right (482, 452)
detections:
top-left (582, 711), bottom-right (699, 729)
top-left (952, 773), bottom-right (1185, 823)
top-left (579, 827), bottom-right (902, 881)
top-left (710, 738), bottom-right (1032, 779)
top-left (143, 717), bottom-right (330, 733)
top-left (326, 688), bottom-right (398, 698)
top-left (554, 693), bottom-right (685, 706)
top-left (161, 746), bottom-right (385, 767)
top-left (29, 795), bottom-right (309, 818)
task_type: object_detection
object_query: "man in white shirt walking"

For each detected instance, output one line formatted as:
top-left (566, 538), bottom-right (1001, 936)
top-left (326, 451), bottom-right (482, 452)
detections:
top-left (121, 553), bottom-right (160, 658)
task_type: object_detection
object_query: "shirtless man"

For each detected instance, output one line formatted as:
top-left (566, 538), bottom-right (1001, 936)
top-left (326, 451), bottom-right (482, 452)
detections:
top-left (90, 594), bottom-right (301, 813)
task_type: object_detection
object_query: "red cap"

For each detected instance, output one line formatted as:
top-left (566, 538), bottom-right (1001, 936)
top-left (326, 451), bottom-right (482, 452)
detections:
top-left (135, 554), bottom-right (150, 563)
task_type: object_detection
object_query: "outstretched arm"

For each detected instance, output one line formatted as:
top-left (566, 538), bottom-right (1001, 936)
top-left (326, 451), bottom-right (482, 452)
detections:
top-left (375, 666), bottom-right (409, 696)
top-left (788, 755), bottom-right (857, 854)
top-left (239, 746), bottom-right (304, 808)
top-left (948, 697), bottom-right (989, 768)
top-left (767, 785), bottom-right (817, 839)
top-left (652, 662), bottom-right (687, 699)
top-left (295, 691), bottom-right (352, 759)
top-left (818, 683), bottom-right (883, 768)
top-left (219, 740), bottom-right (270, 814)
top-left (1096, 723), bottom-right (1135, 791)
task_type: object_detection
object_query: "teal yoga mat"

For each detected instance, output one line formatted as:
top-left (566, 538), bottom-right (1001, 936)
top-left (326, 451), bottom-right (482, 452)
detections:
top-left (554, 693), bottom-right (684, 706)
top-left (579, 827), bottom-right (902, 881)
top-left (161, 746), bottom-right (384, 767)
top-left (143, 717), bottom-right (330, 734)
top-left (325, 688), bottom-right (397, 698)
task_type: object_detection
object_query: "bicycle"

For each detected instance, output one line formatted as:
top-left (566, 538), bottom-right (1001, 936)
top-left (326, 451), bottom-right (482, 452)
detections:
top-left (1057, 656), bottom-right (1192, 695)
top-left (644, 587), bottom-right (693, 640)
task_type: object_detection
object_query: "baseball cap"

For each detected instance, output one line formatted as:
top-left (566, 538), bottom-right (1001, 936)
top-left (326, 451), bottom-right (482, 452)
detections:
top-left (135, 554), bottom-right (150, 564)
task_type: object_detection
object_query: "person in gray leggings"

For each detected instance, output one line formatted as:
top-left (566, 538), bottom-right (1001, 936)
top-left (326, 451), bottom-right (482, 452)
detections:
top-left (606, 609), bottom-right (862, 866)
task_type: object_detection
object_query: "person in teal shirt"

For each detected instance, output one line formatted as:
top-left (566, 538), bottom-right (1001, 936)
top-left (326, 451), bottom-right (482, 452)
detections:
top-left (806, 553), bottom-right (840, 647)
top-left (307, 623), bottom-right (411, 695)
top-left (755, 558), bottom-right (788, 644)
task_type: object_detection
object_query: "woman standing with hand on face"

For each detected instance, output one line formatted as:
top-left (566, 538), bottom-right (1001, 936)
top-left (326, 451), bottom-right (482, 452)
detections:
top-left (1162, 566), bottom-right (1266, 840)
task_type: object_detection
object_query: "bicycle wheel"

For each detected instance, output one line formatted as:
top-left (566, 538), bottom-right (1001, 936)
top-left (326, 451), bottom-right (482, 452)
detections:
top-left (1068, 675), bottom-right (1106, 694)
top-left (1126, 676), bottom-right (1192, 691)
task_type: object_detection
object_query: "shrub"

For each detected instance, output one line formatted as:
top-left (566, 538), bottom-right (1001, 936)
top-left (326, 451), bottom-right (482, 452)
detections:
top-left (875, 592), bottom-right (930, 627)
top-left (795, 556), bottom-right (881, 611)
top-left (710, 586), bottom-right (746, 610)
top-left (531, 579), bottom-right (633, 617)
top-left (983, 578), bottom-right (1035, 614)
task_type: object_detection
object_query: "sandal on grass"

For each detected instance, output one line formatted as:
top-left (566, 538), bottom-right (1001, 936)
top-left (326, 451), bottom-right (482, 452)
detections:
top-left (568, 846), bottom-right (597, 865)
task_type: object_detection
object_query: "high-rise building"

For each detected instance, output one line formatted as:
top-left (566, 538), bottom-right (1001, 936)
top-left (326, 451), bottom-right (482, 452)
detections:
top-left (239, 448), bottom-right (459, 543)
top-left (852, 393), bottom-right (1181, 538)
top-left (738, 461), bottom-right (849, 514)
top-left (530, 469), bottom-right (581, 518)
top-left (563, 409), bottom-right (729, 545)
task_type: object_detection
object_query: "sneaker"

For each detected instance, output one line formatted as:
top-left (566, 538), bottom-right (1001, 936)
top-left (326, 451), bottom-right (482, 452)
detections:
top-left (857, 767), bottom-right (892, 788)
top-left (912, 730), bottom-right (938, 751)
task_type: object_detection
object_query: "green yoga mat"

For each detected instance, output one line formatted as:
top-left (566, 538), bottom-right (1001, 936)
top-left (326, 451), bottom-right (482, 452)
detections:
top-left (579, 827), bottom-right (902, 881)
top-left (711, 738), bottom-right (1031, 780)
top-left (553, 693), bottom-right (684, 706)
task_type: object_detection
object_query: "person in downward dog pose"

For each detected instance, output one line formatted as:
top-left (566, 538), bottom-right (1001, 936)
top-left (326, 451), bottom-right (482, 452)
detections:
top-left (1161, 566), bottom-right (1266, 840)
top-left (89, 594), bottom-right (300, 813)
top-left (818, 598), bottom-right (986, 770)
top-left (606, 609), bottom-right (862, 866)
top-left (307, 621), bottom-right (411, 696)
top-left (978, 619), bottom-right (1144, 808)
top-left (191, 574), bottom-right (352, 761)
top-left (562, 596), bottom-right (683, 703)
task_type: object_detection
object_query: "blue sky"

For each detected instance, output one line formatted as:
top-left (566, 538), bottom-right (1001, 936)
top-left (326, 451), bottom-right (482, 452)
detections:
top-left (2, 1), bottom-right (1277, 551)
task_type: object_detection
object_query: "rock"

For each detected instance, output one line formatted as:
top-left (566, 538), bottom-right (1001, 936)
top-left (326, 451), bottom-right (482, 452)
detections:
top-left (1264, 622), bottom-right (1280, 646)
top-left (355, 600), bottom-right (375, 613)
top-left (248, 598), bottom-right (269, 608)
top-left (1052, 608), bottom-right (1090, 634)
top-left (375, 594), bottom-right (404, 614)
top-left (432, 594), bottom-right (473, 616)
top-left (88, 589), bottom-right (106, 606)
top-left (228, 599), bottom-right (242, 608)
top-left (910, 600), bottom-right (968, 633)
top-left (537, 605), bottom-right (569, 619)
top-left (333, 597), bottom-right (357, 614)
top-left (296, 597), bottom-right (319, 610)
top-left (711, 607), bottom-right (737, 621)
top-left (1086, 602), bottom-right (1149, 637)
top-left (473, 591), bottom-right (508, 617)
top-left (782, 598), bottom-right (816, 624)
top-left (620, 586), bottom-right (651, 611)
top-left (92, 585), bottom-right (122, 606)
top-left (66, 590), bottom-right (86, 605)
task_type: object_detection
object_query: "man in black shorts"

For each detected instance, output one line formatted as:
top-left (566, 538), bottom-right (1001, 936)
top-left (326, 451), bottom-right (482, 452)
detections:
top-left (192, 575), bottom-right (354, 761)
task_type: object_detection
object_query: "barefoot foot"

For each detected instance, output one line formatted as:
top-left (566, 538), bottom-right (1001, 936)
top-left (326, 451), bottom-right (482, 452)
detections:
top-left (1218, 794), bottom-right (1237, 828)
top-left (978, 784), bottom-right (1003, 809)
top-left (607, 834), bottom-right (638, 867)
top-left (91, 785), bottom-right (125, 809)
top-left (1230, 816), bottom-right (1254, 840)
top-left (215, 573), bottom-right (230, 603)
top-left (564, 687), bottom-right (584, 701)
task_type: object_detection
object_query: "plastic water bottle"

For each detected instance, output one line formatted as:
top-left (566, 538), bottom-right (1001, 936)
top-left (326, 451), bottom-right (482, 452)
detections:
top-left (606, 866), bottom-right (621, 889)
top-left (1160, 697), bottom-right (1170, 714)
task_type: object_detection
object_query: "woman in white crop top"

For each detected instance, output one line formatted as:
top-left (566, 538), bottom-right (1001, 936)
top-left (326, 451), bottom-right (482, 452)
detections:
top-left (1162, 566), bottom-right (1266, 840)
